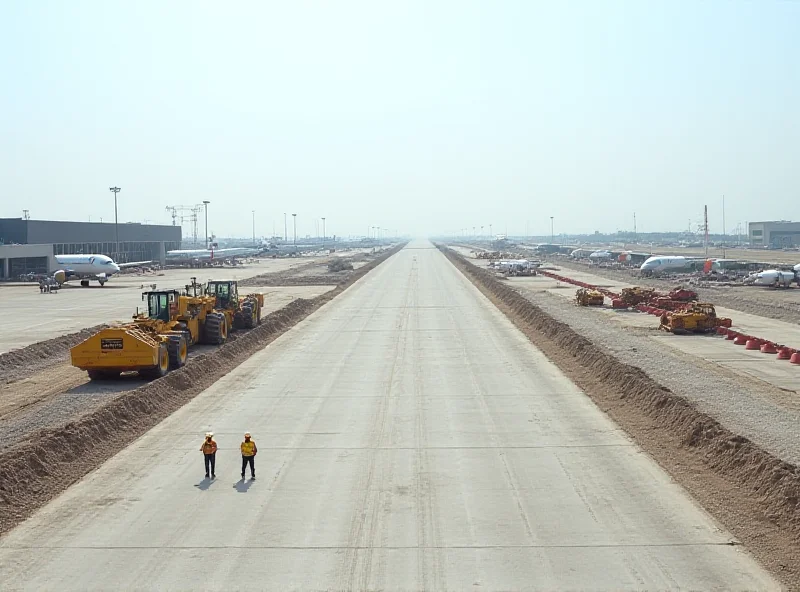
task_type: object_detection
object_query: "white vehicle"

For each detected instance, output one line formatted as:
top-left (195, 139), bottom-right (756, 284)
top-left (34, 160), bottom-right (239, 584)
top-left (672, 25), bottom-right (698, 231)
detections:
top-left (640, 255), bottom-right (704, 274)
top-left (588, 250), bottom-right (613, 261)
top-left (749, 269), bottom-right (795, 288)
top-left (570, 248), bottom-right (595, 259)
top-left (52, 254), bottom-right (150, 287)
top-left (496, 259), bottom-right (539, 273)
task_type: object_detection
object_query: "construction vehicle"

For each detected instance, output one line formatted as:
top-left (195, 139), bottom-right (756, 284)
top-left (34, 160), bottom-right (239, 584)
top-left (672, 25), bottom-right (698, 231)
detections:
top-left (206, 280), bottom-right (264, 331)
top-left (659, 303), bottom-right (732, 334)
top-left (576, 288), bottom-right (604, 306)
top-left (70, 278), bottom-right (228, 380)
top-left (620, 287), bottom-right (657, 307)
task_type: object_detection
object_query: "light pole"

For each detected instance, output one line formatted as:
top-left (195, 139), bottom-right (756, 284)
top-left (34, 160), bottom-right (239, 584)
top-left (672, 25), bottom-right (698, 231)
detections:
top-left (202, 200), bottom-right (210, 248)
top-left (284, 212), bottom-right (287, 242)
top-left (489, 224), bottom-right (492, 239)
top-left (292, 213), bottom-right (297, 246)
top-left (550, 216), bottom-right (554, 243)
top-left (252, 210), bottom-right (256, 247)
top-left (321, 217), bottom-right (326, 247)
top-left (109, 187), bottom-right (121, 259)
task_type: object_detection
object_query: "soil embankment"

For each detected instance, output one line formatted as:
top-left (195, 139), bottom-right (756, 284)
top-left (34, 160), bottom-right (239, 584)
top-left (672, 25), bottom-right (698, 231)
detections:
top-left (440, 245), bottom-right (800, 588)
top-left (0, 244), bottom-right (405, 536)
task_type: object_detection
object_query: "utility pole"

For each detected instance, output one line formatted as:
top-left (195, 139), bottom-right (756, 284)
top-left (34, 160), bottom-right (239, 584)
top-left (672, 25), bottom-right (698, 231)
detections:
top-left (722, 196), bottom-right (726, 258)
top-left (202, 200), bottom-right (210, 249)
top-left (284, 212), bottom-right (287, 242)
top-left (633, 212), bottom-right (637, 244)
top-left (704, 205), bottom-right (709, 258)
top-left (550, 216), bottom-right (554, 243)
top-left (109, 187), bottom-right (121, 259)
top-left (321, 217), bottom-right (326, 247)
top-left (252, 210), bottom-right (256, 247)
top-left (292, 213), bottom-right (297, 246)
top-left (489, 224), bottom-right (492, 240)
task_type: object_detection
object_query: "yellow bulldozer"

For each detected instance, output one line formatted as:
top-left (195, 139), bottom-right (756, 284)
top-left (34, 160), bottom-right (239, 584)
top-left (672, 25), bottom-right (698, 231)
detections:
top-left (575, 288), bottom-right (604, 306)
top-left (206, 280), bottom-right (264, 331)
top-left (659, 302), bottom-right (732, 334)
top-left (70, 279), bottom-right (229, 380)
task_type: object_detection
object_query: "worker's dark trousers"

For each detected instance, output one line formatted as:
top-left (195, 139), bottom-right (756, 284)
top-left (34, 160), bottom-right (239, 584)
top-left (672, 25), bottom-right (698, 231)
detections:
top-left (241, 455), bottom-right (255, 477)
top-left (204, 453), bottom-right (216, 476)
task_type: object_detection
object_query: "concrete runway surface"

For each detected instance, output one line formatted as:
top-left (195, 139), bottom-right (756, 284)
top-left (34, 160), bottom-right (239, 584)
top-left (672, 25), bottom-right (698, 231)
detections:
top-left (0, 240), bottom-right (777, 590)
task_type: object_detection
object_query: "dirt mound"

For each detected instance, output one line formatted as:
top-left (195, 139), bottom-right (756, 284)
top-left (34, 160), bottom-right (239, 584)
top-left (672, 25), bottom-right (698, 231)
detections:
top-left (242, 275), bottom-right (346, 287)
top-left (0, 243), bottom-right (406, 536)
top-left (0, 325), bottom-right (107, 385)
top-left (440, 245), bottom-right (800, 586)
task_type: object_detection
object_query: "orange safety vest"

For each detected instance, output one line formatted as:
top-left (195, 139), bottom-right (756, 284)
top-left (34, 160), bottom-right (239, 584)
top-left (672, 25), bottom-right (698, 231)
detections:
top-left (241, 440), bottom-right (256, 456)
top-left (201, 439), bottom-right (217, 454)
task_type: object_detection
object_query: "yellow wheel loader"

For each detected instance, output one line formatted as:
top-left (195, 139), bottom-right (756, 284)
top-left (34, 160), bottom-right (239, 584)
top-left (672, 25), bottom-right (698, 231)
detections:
top-left (575, 288), bottom-right (604, 306)
top-left (70, 279), bottom-right (227, 380)
top-left (206, 280), bottom-right (264, 331)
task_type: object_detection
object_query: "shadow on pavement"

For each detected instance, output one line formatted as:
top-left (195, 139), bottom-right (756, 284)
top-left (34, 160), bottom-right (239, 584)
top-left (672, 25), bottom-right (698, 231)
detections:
top-left (194, 477), bottom-right (216, 491)
top-left (233, 478), bottom-right (254, 493)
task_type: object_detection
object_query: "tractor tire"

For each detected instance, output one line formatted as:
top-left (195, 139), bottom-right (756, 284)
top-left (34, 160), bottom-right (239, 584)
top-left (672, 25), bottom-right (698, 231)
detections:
top-left (233, 310), bottom-right (246, 330)
top-left (167, 334), bottom-right (188, 369)
top-left (242, 303), bottom-right (255, 329)
top-left (141, 343), bottom-right (170, 380)
top-left (204, 312), bottom-right (227, 345)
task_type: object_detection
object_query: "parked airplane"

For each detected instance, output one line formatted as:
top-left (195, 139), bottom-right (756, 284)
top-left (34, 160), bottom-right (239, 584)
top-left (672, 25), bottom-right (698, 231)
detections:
top-left (588, 249), bottom-right (614, 261)
top-left (165, 247), bottom-right (260, 264)
top-left (639, 255), bottom-right (706, 274)
top-left (52, 254), bottom-right (151, 286)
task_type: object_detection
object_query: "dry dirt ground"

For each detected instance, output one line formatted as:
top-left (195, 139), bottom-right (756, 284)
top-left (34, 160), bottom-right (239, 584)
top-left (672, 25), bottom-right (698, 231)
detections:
top-left (239, 253), bottom-right (376, 286)
top-left (546, 256), bottom-right (800, 324)
top-left (0, 245), bottom-right (404, 537)
top-left (442, 246), bottom-right (800, 589)
top-left (0, 285), bottom-right (335, 452)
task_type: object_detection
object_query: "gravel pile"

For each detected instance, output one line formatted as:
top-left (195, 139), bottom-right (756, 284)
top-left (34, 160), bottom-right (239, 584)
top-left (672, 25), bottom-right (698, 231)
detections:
top-left (0, 325), bottom-right (107, 384)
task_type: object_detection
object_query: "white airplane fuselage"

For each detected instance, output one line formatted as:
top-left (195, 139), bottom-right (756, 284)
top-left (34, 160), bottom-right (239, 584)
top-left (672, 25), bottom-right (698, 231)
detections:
top-left (54, 254), bottom-right (121, 285)
top-left (640, 256), bottom-right (700, 273)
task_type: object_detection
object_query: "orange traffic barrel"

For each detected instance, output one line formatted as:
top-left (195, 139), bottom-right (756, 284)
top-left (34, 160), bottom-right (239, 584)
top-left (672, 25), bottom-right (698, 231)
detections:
top-left (733, 335), bottom-right (748, 345)
top-left (761, 342), bottom-right (778, 354)
top-left (777, 348), bottom-right (793, 360)
top-left (745, 339), bottom-right (761, 350)
top-left (791, 352), bottom-right (800, 365)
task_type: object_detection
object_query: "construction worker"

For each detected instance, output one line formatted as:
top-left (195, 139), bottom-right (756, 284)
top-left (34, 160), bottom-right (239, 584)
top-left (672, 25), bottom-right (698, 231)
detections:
top-left (240, 432), bottom-right (257, 480)
top-left (199, 432), bottom-right (217, 479)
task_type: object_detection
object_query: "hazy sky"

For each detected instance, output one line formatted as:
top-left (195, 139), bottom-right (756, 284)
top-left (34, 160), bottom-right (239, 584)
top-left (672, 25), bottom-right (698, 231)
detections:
top-left (1, 1), bottom-right (797, 239)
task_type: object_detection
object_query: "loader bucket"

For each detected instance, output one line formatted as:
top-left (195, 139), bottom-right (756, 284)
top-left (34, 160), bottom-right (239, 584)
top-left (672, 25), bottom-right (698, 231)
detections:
top-left (70, 326), bottom-right (163, 373)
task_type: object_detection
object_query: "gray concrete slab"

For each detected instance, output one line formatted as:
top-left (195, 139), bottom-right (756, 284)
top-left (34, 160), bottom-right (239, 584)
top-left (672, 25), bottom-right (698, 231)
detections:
top-left (0, 241), bottom-right (777, 590)
top-left (0, 258), bottom-right (332, 354)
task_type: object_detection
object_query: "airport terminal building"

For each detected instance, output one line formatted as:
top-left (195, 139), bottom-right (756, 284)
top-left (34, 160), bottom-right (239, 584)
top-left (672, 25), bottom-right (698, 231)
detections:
top-left (749, 221), bottom-right (800, 248)
top-left (0, 218), bottom-right (181, 279)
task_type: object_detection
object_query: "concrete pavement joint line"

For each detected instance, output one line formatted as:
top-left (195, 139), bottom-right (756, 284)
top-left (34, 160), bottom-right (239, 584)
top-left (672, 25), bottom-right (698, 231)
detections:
top-left (0, 244), bottom-right (407, 538)
top-left (0, 242), bottom-right (780, 590)
top-left (4, 542), bottom-right (741, 550)
top-left (440, 244), bottom-right (800, 588)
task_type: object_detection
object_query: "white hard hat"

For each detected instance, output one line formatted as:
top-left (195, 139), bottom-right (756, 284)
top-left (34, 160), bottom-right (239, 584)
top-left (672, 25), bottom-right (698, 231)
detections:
top-left (205, 432), bottom-right (213, 437)
top-left (244, 432), bottom-right (251, 437)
